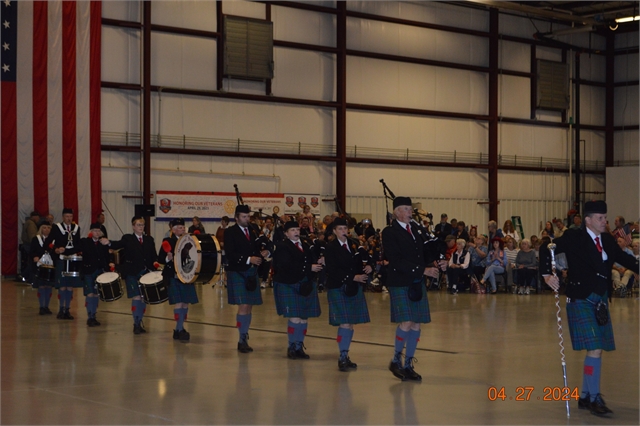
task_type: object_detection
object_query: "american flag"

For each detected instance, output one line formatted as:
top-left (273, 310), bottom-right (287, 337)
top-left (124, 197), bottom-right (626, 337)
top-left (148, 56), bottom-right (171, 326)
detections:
top-left (1, 0), bottom-right (102, 275)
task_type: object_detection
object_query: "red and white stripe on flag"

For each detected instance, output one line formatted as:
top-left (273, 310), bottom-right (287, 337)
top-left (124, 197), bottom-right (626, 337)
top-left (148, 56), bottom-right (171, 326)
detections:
top-left (1, 1), bottom-right (101, 275)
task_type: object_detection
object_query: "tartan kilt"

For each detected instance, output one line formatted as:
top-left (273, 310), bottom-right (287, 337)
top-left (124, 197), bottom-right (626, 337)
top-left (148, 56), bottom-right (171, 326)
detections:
top-left (168, 277), bottom-right (199, 305)
top-left (82, 269), bottom-right (102, 296)
top-left (227, 269), bottom-right (263, 306)
top-left (566, 293), bottom-right (615, 351)
top-left (327, 287), bottom-right (370, 326)
top-left (388, 279), bottom-right (431, 324)
top-left (54, 259), bottom-right (83, 289)
top-left (124, 270), bottom-right (146, 299)
top-left (273, 280), bottom-right (321, 319)
top-left (32, 276), bottom-right (54, 289)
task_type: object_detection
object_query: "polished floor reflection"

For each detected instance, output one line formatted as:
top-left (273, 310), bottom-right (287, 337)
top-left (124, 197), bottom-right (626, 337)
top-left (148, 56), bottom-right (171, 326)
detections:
top-left (2, 280), bottom-right (638, 425)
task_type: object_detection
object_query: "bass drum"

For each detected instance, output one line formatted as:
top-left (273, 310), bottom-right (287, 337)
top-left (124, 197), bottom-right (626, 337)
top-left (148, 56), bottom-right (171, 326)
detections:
top-left (174, 233), bottom-right (221, 284)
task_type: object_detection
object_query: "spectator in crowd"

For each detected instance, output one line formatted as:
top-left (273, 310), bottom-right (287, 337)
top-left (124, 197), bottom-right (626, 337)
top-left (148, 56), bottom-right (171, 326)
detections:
top-left (450, 219), bottom-right (458, 235)
top-left (454, 221), bottom-right (470, 242)
top-left (612, 237), bottom-right (635, 295)
top-left (447, 239), bottom-right (470, 294)
top-left (515, 239), bottom-right (537, 295)
top-left (480, 237), bottom-right (507, 294)
top-left (487, 220), bottom-right (504, 242)
top-left (435, 214), bottom-right (452, 241)
top-left (504, 236), bottom-right (519, 291)
top-left (554, 218), bottom-right (568, 239)
top-left (189, 216), bottom-right (206, 234)
top-left (164, 221), bottom-right (173, 239)
top-left (503, 219), bottom-right (520, 243)
top-left (467, 236), bottom-right (488, 282)
top-left (468, 225), bottom-right (478, 241)
top-left (300, 217), bottom-right (313, 238)
top-left (611, 216), bottom-right (632, 245)
top-left (570, 213), bottom-right (582, 229)
top-left (216, 216), bottom-right (230, 266)
top-left (96, 212), bottom-right (108, 238)
top-left (540, 221), bottom-right (555, 239)
top-left (530, 235), bottom-right (540, 256)
top-left (631, 222), bottom-right (639, 240)
top-left (39, 213), bottom-right (55, 227)
top-left (444, 235), bottom-right (457, 261)
top-left (301, 204), bottom-right (315, 224)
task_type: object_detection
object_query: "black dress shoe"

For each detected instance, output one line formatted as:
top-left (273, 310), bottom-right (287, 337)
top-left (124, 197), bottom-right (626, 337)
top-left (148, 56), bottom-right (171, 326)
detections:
top-left (237, 341), bottom-right (253, 353)
top-left (87, 318), bottom-right (96, 327)
top-left (57, 311), bottom-right (65, 319)
top-left (389, 360), bottom-right (406, 381)
top-left (287, 344), bottom-right (298, 359)
top-left (92, 318), bottom-right (101, 326)
top-left (295, 343), bottom-right (310, 359)
top-left (44, 307), bottom-right (53, 315)
top-left (578, 394), bottom-right (590, 410)
top-left (39, 307), bottom-right (47, 315)
top-left (63, 310), bottom-right (74, 320)
top-left (590, 394), bottom-right (613, 416)
top-left (179, 329), bottom-right (190, 342)
top-left (338, 359), bottom-right (350, 372)
top-left (173, 329), bottom-right (180, 340)
top-left (346, 358), bottom-right (357, 369)
top-left (133, 324), bottom-right (146, 334)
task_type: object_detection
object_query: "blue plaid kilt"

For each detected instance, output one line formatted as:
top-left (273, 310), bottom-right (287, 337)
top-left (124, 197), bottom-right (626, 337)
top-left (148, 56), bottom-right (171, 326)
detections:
top-left (124, 270), bottom-right (146, 299)
top-left (388, 279), bottom-right (431, 324)
top-left (566, 292), bottom-right (615, 351)
top-left (82, 269), bottom-right (103, 296)
top-left (227, 269), bottom-right (263, 306)
top-left (327, 287), bottom-right (370, 326)
top-left (55, 259), bottom-right (83, 289)
top-left (31, 264), bottom-right (55, 288)
top-left (168, 277), bottom-right (199, 305)
top-left (273, 279), bottom-right (321, 319)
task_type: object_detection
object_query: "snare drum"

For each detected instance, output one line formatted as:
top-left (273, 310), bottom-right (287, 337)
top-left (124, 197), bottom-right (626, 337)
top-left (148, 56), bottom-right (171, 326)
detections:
top-left (36, 265), bottom-right (56, 282)
top-left (96, 272), bottom-right (123, 302)
top-left (174, 233), bottom-right (221, 284)
top-left (138, 271), bottom-right (169, 304)
top-left (61, 254), bottom-right (83, 277)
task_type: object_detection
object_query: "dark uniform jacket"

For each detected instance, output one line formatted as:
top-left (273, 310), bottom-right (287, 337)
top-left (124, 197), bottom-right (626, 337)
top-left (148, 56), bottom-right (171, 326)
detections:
top-left (109, 234), bottom-right (157, 277)
top-left (325, 238), bottom-right (374, 290)
top-left (44, 223), bottom-right (81, 256)
top-left (78, 237), bottom-right (111, 274)
top-left (272, 239), bottom-right (317, 284)
top-left (540, 228), bottom-right (639, 300)
top-left (434, 222), bottom-right (453, 240)
top-left (224, 224), bottom-right (263, 272)
top-left (381, 220), bottom-right (426, 287)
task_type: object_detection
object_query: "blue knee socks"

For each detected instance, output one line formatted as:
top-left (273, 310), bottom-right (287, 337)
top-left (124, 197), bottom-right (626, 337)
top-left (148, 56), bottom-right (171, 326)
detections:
top-left (287, 320), bottom-right (296, 344)
top-left (337, 328), bottom-right (353, 352)
top-left (236, 313), bottom-right (251, 342)
top-left (405, 329), bottom-right (421, 366)
top-left (175, 308), bottom-right (188, 331)
top-left (86, 297), bottom-right (99, 318)
top-left (394, 327), bottom-right (409, 361)
top-left (132, 299), bottom-right (145, 325)
top-left (583, 356), bottom-right (601, 401)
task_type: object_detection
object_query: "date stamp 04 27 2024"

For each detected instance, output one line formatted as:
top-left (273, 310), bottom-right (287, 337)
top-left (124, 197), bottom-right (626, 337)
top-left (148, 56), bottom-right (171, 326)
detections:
top-left (488, 386), bottom-right (580, 402)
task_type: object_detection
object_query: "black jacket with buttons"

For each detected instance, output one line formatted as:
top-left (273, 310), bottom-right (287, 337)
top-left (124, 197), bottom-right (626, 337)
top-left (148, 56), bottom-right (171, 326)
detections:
top-left (272, 239), bottom-right (317, 284)
top-left (324, 238), bottom-right (374, 290)
top-left (381, 220), bottom-right (426, 287)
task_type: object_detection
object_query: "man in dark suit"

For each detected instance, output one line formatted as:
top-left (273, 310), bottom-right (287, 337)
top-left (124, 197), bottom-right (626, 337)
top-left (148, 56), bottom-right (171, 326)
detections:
top-left (225, 205), bottom-right (271, 353)
top-left (324, 217), bottom-right (374, 371)
top-left (434, 213), bottom-right (452, 241)
top-left (382, 197), bottom-right (446, 381)
top-left (541, 200), bottom-right (638, 417)
top-left (106, 216), bottom-right (158, 334)
top-left (44, 208), bottom-right (82, 320)
top-left (78, 223), bottom-right (112, 327)
top-left (272, 221), bottom-right (323, 360)
top-left (158, 218), bottom-right (198, 342)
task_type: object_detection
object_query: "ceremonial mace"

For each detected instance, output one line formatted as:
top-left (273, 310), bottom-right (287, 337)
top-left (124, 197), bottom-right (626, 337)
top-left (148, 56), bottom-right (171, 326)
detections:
top-left (548, 242), bottom-right (570, 418)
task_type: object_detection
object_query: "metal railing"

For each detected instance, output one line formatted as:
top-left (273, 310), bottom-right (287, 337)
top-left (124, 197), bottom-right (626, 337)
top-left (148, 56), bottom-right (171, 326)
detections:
top-left (102, 131), bottom-right (637, 170)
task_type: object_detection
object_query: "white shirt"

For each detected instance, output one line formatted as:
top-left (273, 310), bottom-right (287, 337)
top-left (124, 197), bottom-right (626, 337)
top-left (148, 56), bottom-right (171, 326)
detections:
top-left (586, 227), bottom-right (608, 261)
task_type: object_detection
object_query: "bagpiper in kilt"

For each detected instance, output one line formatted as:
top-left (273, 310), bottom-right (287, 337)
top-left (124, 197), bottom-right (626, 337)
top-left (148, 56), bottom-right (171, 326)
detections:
top-left (159, 218), bottom-right (198, 342)
top-left (324, 217), bottom-right (374, 371)
top-left (43, 208), bottom-right (82, 320)
top-left (30, 221), bottom-right (55, 315)
top-left (381, 196), bottom-right (447, 382)
top-left (224, 204), bottom-right (273, 353)
top-left (541, 200), bottom-right (639, 417)
top-left (272, 221), bottom-right (323, 360)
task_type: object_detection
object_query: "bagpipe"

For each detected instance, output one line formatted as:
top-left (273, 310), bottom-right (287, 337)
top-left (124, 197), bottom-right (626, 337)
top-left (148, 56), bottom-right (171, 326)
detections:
top-left (234, 184), bottom-right (275, 258)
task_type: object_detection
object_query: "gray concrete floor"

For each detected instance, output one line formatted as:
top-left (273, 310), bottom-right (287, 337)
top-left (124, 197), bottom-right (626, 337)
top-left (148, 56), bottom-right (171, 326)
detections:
top-left (1, 280), bottom-right (638, 425)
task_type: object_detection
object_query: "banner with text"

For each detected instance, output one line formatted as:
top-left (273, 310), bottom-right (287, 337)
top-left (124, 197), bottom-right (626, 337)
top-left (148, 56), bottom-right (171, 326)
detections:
top-left (283, 193), bottom-right (321, 217)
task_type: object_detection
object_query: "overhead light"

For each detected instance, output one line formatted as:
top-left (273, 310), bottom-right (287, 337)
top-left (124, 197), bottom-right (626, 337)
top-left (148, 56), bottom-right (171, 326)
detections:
top-left (615, 15), bottom-right (640, 23)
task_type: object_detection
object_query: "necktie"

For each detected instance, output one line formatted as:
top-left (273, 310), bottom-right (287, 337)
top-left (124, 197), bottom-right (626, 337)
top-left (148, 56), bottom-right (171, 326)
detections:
top-left (343, 243), bottom-right (350, 253)
top-left (138, 236), bottom-right (143, 244)
top-left (595, 236), bottom-right (602, 254)
top-left (66, 225), bottom-right (71, 233)
top-left (295, 242), bottom-right (303, 252)
top-left (406, 224), bottom-right (413, 237)
top-left (244, 228), bottom-right (250, 241)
